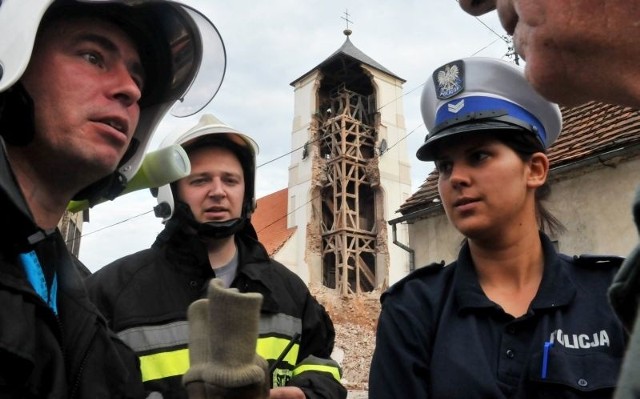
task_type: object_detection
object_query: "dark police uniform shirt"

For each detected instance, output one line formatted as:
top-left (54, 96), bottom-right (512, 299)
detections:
top-left (370, 233), bottom-right (627, 399)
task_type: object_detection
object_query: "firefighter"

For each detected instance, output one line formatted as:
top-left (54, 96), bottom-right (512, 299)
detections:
top-left (86, 114), bottom-right (347, 399)
top-left (0, 0), bottom-right (225, 396)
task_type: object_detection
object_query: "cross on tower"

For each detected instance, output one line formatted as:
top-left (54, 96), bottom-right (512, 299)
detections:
top-left (341, 9), bottom-right (353, 36)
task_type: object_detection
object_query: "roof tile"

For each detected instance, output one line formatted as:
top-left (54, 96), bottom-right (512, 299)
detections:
top-left (252, 188), bottom-right (297, 256)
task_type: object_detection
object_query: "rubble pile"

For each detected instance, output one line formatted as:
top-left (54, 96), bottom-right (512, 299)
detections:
top-left (310, 284), bottom-right (382, 390)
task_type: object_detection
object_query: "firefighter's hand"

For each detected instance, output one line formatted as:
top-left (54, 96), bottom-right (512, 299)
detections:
top-left (269, 386), bottom-right (305, 399)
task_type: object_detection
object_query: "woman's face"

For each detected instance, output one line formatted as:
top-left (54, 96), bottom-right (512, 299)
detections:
top-left (435, 134), bottom-right (544, 240)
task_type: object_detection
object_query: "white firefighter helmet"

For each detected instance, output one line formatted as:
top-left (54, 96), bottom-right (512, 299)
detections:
top-left (0, 0), bottom-right (227, 204)
top-left (154, 113), bottom-right (259, 223)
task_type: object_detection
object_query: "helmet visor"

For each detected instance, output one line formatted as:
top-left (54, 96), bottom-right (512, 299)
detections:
top-left (170, 5), bottom-right (225, 117)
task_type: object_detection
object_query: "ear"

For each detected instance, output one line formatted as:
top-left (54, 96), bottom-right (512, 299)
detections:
top-left (526, 152), bottom-right (549, 189)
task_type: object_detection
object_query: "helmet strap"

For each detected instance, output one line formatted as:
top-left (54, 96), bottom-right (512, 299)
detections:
top-left (196, 218), bottom-right (247, 240)
top-left (174, 201), bottom-right (247, 240)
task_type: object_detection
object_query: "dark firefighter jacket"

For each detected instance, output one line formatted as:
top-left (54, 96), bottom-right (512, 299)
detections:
top-left (0, 139), bottom-right (144, 398)
top-left (85, 225), bottom-right (346, 399)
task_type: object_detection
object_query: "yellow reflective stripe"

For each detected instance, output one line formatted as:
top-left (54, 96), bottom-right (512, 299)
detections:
top-left (293, 364), bottom-right (342, 382)
top-left (139, 348), bottom-right (190, 382)
top-left (256, 336), bottom-right (299, 365)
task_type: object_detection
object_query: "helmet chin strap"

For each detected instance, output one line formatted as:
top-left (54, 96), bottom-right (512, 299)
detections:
top-left (194, 218), bottom-right (246, 239)
top-left (175, 201), bottom-right (247, 240)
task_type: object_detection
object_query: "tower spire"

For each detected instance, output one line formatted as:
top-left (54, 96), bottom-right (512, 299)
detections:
top-left (341, 9), bottom-right (353, 36)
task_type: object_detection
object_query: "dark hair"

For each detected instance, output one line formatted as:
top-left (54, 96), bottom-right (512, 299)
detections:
top-left (497, 131), bottom-right (566, 237)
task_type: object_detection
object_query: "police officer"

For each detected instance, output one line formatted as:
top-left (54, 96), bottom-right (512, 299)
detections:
top-left (0, 0), bottom-right (225, 397)
top-left (369, 57), bottom-right (628, 399)
top-left (86, 114), bottom-right (347, 399)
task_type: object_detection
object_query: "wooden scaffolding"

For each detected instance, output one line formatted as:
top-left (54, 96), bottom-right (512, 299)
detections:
top-left (319, 85), bottom-right (377, 295)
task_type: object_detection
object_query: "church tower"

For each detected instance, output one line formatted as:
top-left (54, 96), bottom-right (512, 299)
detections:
top-left (286, 27), bottom-right (412, 294)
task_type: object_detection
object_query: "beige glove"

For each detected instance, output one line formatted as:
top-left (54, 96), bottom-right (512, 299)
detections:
top-left (183, 279), bottom-right (270, 399)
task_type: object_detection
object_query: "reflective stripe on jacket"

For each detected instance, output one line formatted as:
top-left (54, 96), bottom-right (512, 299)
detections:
top-left (116, 313), bottom-right (341, 387)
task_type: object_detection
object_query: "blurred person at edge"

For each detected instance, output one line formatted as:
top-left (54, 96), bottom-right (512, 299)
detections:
top-left (458, 2), bottom-right (640, 398)
top-left (86, 114), bottom-right (347, 399)
top-left (369, 57), bottom-right (627, 399)
top-left (0, 0), bottom-right (225, 397)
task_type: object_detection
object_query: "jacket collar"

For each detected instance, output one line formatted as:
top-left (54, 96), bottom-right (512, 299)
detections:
top-left (454, 232), bottom-right (577, 314)
top-left (0, 138), bottom-right (51, 254)
top-left (155, 225), bottom-right (269, 272)
top-left (154, 226), bottom-right (280, 312)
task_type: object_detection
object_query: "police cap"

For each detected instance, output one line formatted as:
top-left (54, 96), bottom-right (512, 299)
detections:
top-left (416, 57), bottom-right (562, 161)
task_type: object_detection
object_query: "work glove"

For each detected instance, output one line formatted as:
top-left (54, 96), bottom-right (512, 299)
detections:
top-left (183, 279), bottom-right (270, 399)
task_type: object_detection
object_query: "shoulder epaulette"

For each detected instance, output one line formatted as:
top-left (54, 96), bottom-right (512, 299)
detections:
top-left (411, 260), bottom-right (446, 276)
top-left (572, 254), bottom-right (625, 268)
top-left (384, 260), bottom-right (446, 297)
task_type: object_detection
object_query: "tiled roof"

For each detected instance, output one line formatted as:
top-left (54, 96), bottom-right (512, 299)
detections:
top-left (252, 188), bottom-right (296, 256)
top-left (399, 102), bottom-right (640, 216)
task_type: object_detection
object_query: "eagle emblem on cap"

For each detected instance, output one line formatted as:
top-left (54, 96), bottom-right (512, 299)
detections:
top-left (434, 60), bottom-right (464, 100)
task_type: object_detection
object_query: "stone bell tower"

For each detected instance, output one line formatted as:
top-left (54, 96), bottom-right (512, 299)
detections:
top-left (286, 28), bottom-right (412, 294)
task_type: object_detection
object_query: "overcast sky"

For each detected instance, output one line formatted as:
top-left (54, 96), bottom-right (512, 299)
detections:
top-left (78, 0), bottom-right (509, 272)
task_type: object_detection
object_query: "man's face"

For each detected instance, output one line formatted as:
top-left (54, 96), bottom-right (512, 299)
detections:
top-left (20, 16), bottom-right (143, 179)
top-left (458, 0), bottom-right (640, 107)
top-left (176, 146), bottom-right (246, 224)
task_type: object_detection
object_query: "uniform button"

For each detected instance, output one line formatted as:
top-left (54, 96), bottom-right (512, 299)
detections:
top-left (506, 326), bottom-right (516, 334)
top-left (189, 280), bottom-right (198, 288)
top-left (505, 349), bottom-right (515, 359)
top-left (577, 379), bottom-right (588, 387)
